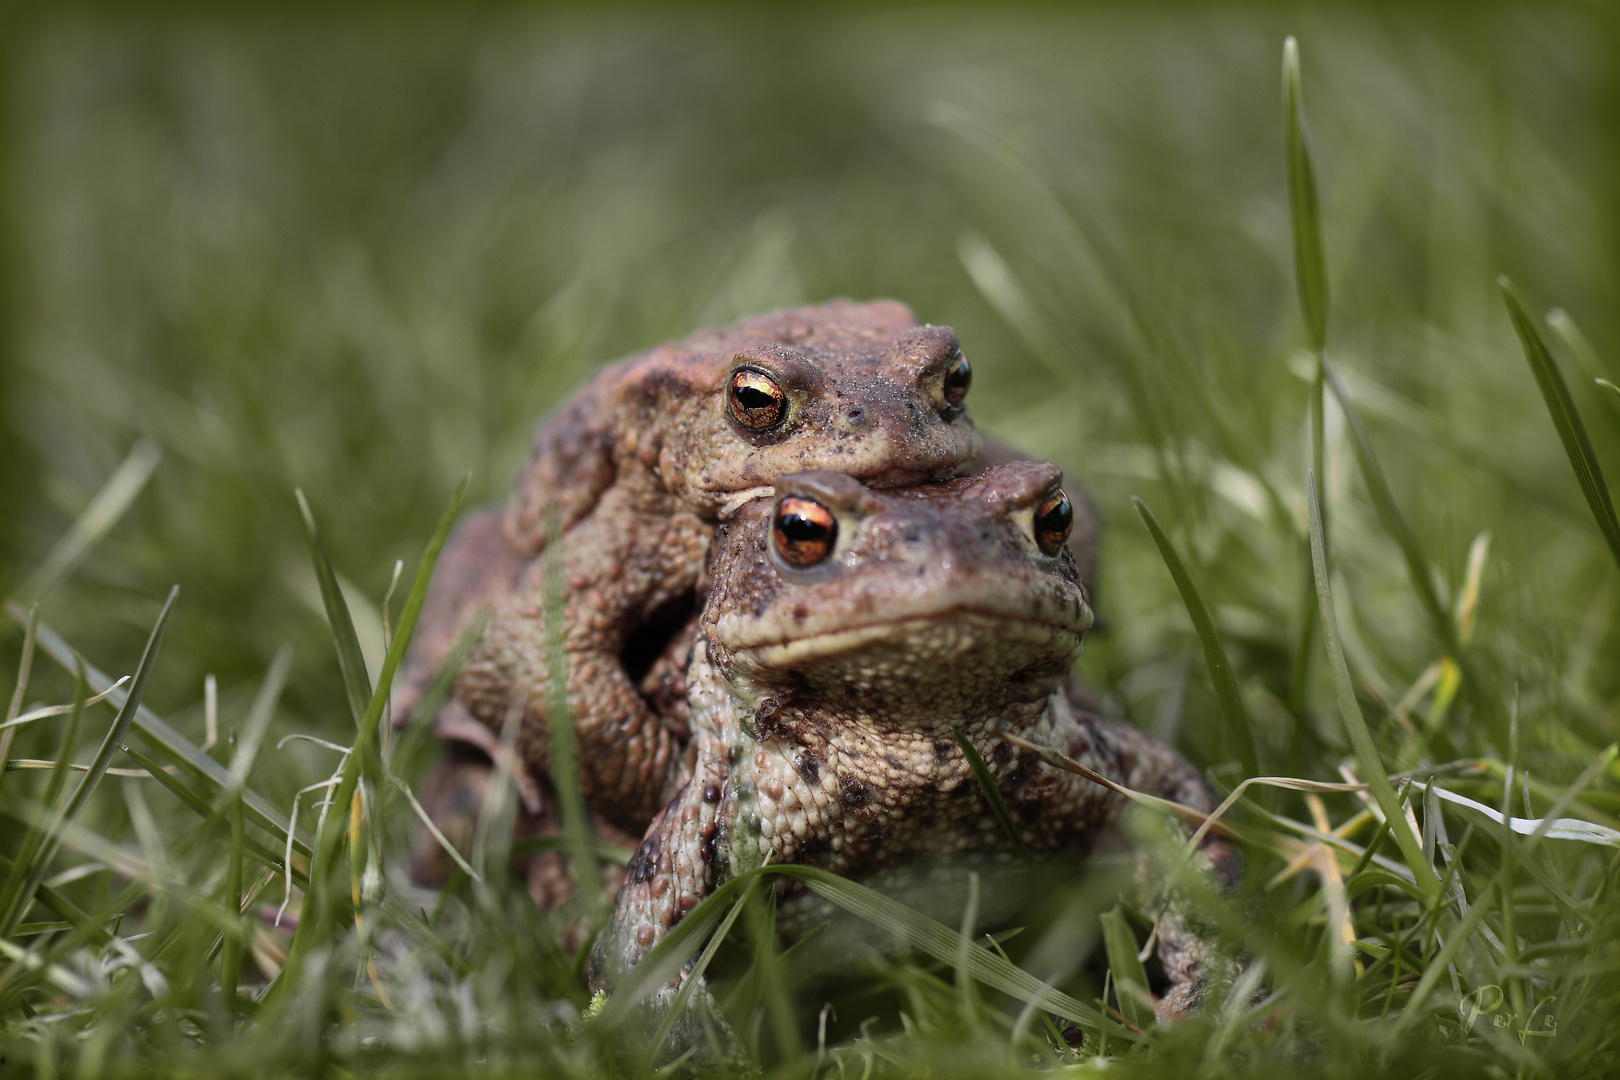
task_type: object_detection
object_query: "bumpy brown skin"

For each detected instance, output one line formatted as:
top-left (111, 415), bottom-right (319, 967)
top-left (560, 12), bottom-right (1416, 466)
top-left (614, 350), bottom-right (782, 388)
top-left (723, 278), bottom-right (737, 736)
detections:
top-left (396, 300), bottom-right (983, 831)
top-left (592, 463), bottom-right (1234, 1025)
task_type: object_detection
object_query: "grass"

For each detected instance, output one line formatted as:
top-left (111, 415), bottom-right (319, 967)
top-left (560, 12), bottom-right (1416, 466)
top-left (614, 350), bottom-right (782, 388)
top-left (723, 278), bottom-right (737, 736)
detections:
top-left (3, 6), bottom-right (1620, 1077)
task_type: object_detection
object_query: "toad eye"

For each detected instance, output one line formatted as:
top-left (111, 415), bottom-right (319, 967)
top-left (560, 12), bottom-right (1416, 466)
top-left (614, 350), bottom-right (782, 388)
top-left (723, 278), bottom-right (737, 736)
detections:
top-left (728, 369), bottom-right (787, 431)
top-left (942, 352), bottom-right (972, 413)
top-left (773, 496), bottom-right (838, 567)
top-left (1033, 490), bottom-right (1073, 556)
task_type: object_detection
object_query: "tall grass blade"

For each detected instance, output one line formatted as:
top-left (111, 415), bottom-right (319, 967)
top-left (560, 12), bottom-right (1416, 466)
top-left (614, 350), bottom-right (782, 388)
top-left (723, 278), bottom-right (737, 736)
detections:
top-left (746, 885), bottom-right (801, 1061)
top-left (1501, 277), bottom-right (1620, 570)
top-left (223, 795), bottom-right (245, 1013)
top-left (1319, 356), bottom-right (1510, 742)
top-left (16, 439), bottom-right (161, 606)
top-left (121, 744), bottom-right (309, 888)
top-left (0, 606), bottom-right (39, 791)
top-left (0, 585), bottom-right (178, 935)
top-left (1546, 308), bottom-right (1619, 424)
top-left (1099, 905), bottom-right (1154, 1030)
top-left (295, 489), bottom-right (373, 723)
top-left (6, 603), bottom-right (311, 856)
top-left (1393, 744), bottom-right (1618, 1035)
top-left (1283, 36), bottom-right (1329, 735)
top-left (226, 645), bottom-right (293, 795)
top-left (1319, 357), bottom-right (1456, 654)
top-left (594, 870), bottom-right (759, 1027)
top-left (0, 853), bottom-right (110, 945)
top-left (599, 863), bottom-right (1128, 1038)
top-left (1282, 37), bottom-right (1327, 354)
top-left (646, 872), bottom-right (762, 1053)
top-left (0, 663), bottom-right (86, 929)
top-left (1133, 497), bottom-right (1259, 777)
top-left (779, 864), bottom-right (1124, 1035)
top-left (274, 476), bottom-right (467, 996)
top-left (952, 727), bottom-right (1030, 854)
top-left (1307, 473), bottom-right (1438, 900)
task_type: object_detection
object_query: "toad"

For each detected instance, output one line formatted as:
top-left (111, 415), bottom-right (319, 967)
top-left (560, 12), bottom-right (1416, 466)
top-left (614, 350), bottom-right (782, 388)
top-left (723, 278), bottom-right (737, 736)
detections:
top-left (397, 300), bottom-right (985, 829)
top-left (592, 462), bottom-right (1232, 1023)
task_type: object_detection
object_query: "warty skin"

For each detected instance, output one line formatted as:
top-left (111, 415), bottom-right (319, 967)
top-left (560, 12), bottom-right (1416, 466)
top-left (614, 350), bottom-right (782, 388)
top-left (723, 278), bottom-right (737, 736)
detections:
top-left (592, 462), bottom-right (1234, 1026)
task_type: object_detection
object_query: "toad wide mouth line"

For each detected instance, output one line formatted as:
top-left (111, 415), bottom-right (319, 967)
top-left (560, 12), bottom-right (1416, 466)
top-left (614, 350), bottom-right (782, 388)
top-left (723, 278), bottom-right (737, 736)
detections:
top-left (722, 606), bottom-right (1090, 660)
top-left (714, 467), bottom-right (967, 518)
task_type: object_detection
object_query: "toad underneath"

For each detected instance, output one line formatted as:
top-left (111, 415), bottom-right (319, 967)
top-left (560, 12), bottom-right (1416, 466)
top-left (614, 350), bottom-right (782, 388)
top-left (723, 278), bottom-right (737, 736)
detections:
top-left (592, 462), bottom-right (1233, 1021)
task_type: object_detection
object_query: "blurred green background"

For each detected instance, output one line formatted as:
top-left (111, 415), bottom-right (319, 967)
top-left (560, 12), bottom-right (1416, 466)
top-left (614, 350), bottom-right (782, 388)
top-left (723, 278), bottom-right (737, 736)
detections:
top-left (2, 3), bottom-right (1617, 798)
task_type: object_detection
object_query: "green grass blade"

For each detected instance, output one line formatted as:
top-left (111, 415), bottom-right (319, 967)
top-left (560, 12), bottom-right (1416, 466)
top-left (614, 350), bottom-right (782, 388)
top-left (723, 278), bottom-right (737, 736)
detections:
top-left (1320, 357), bottom-right (1457, 653)
top-left (1307, 472), bottom-right (1439, 901)
top-left (598, 863), bottom-right (1129, 1039)
top-left (295, 489), bottom-right (373, 724)
top-left (120, 744), bottom-right (309, 890)
top-left (225, 645), bottom-right (293, 796)
top-left (1283, 35), bottom-right (1330, 732)
top-left (746, 884), bottom-right (801, 1061)
top-left (0, 606), bottom-right (39, 789)
top-left (646, 872), bottom-right (761, 1053)
top-left (1099, 905), bottom-right (1154, 1030)
top-left (1133, 497), bottom-right (1260, 777)
top-left (0, 853), bottom-right (110, 946)
top-left (1283, 37), bottom-right (1327, 353)
top-left (1500, 277), bottom-right (1620, 570)
top-left (0, 585), bottom-right (178, 935)
top-left (952, 727), bottom-right (1030, 855)
top-left (223, 795), bottom-right (245, 1013)
top-left (1393, 744), bottom-right (1618, 1035)
top-left (275, 476), bottom-right (468, 994)
top-left (0, 662), bottom-right (85, 925)
top-left (594, 869), bottom-right (760, 1027)
top-left (5, 603), bottom-right (311, 857)
top-left (36, 665), bottom-right (86, 832)
top-left (16, 439), bottom-right (162, 607)
top-left (1546, 309), bottom-right (1620, 424)
top-left (778, 864), bottom-right (1124, 1036)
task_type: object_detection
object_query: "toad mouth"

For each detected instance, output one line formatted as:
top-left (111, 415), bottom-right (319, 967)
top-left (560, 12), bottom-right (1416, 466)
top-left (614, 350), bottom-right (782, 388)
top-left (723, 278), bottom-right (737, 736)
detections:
top-left (725, 607), bottom-right (1089, 669)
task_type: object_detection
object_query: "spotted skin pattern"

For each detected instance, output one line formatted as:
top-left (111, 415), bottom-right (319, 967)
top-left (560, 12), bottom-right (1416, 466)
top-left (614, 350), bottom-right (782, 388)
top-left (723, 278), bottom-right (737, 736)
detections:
top-left (592, 463), bottom-right (1234, 1022)
top-left (394, 300), bottom-right (985, 830)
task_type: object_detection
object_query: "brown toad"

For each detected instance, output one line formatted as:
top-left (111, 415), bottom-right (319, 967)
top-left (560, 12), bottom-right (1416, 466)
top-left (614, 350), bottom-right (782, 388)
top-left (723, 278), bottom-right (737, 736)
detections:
top-left (397, 300), bottom-right (984, 829)
top-left (592, 462), bottom-right (1232, 1021)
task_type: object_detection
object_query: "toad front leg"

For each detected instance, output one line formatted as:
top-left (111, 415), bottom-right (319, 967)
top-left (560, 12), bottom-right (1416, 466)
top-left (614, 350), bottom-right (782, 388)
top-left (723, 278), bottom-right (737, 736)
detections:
top-left (457, 484), bottom-right (712, 830)
top-left (1018, 704), bottom-right (1239, 1019)
top-left (589, 747), bottom-right (726, 1000)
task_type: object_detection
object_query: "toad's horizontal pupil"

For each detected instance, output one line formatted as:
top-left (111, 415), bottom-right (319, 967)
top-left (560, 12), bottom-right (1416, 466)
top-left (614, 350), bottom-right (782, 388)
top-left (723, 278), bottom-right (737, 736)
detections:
top-left (774, 496), bottom-right (837, 565)
top-left (779, 513), bottom-right (827, 540)
top-left (736, 385), bottom-right (778, 409)
top-left (943, 355), bottom-right (972, 406)
top-left (1034, 492), bottom-right (1073, 554)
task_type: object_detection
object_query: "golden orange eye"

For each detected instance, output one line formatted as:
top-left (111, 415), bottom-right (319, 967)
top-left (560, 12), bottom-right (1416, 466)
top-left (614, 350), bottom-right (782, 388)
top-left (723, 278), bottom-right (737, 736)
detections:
top-left (1034, 490), bottom-right (1073, 556)
top-left (942, 352), bottom-right (972, 411)
top-left (728, 368), bottom-right (787, 431)
top-left (773, 496), bottom-right (838, 567)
